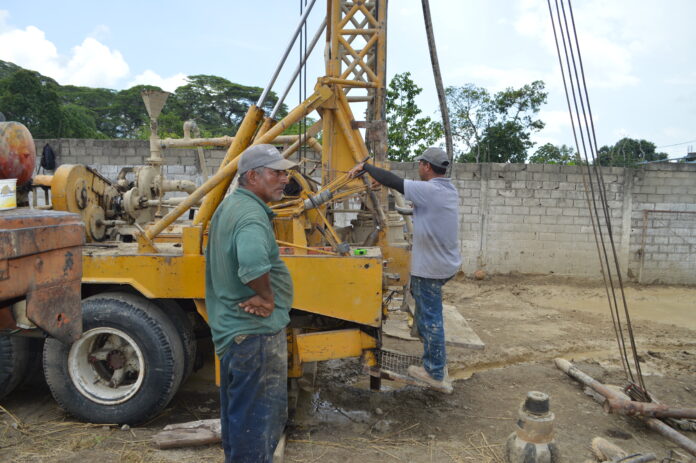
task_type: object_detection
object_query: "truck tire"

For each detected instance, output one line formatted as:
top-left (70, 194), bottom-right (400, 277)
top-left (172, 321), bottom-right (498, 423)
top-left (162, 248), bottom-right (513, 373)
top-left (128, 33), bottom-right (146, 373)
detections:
top-left (43, 292), bottom-right (185, 424)
top-left (20, 338), bottom-right (46, 388)
top-left (154, 299), bottom-right (197, 384)
top-left (0, 335), bottom-right (31, 399)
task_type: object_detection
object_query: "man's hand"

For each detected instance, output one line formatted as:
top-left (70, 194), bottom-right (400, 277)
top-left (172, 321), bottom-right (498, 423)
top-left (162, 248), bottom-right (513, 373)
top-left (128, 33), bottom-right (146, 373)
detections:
top-left (240, 295), bottom-right (274, 318)
top-left (348, 162), bottom-right (365, 178)
top-left (243, 273), bottom-right (274, 317)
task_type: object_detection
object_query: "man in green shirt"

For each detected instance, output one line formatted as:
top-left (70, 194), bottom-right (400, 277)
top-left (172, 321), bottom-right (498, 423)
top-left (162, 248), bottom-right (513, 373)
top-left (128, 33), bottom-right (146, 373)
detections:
top-left (205, 144), bottom-right (296, 463)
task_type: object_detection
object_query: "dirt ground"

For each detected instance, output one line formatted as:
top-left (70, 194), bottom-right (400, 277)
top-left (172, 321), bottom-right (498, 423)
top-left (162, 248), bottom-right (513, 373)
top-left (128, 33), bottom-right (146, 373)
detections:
top-left (1, 274), bottom-right (695, 462)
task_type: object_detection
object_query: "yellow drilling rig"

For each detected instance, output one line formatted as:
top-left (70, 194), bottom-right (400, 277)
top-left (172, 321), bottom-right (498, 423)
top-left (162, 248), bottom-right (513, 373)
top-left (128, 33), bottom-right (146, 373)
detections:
top-left (6, 0), bottom-right (418, 424)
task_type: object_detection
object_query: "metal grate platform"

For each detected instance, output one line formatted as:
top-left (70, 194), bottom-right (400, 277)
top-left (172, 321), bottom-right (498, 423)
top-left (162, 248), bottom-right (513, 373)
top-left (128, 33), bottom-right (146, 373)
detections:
top-left (376, 349), bottom-right (421, 377)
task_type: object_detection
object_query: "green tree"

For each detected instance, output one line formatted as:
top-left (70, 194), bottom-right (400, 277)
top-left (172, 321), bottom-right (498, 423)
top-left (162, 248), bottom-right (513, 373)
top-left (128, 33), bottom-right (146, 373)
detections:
top-left (0, 69), bottom-right (62, 138)
top-left (59, 85), bottom-right (118, 137)
top-left (385, 72), bottom-right (442, 161)
top-left (169, 75), bottom-right (283, 137)
top-left (529, 143), bottom-right (579, 165)
top-left (59, 104), bottom-right (107, 138)
top-left (446, 80), bottom-right (547, 163)
top-left (596, 138), bottom-right (667, 167)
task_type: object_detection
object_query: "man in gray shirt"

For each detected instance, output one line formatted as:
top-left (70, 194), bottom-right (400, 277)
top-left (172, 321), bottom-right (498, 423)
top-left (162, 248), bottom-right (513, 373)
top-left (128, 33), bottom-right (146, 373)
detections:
top-left (349, 147), bottom-right (461, 393)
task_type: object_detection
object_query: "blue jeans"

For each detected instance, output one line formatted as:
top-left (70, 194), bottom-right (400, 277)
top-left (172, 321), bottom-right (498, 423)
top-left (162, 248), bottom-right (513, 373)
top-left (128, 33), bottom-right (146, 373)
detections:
top-left (219, 330), bottom-right (288, 463)
top-left (410, 275), bottom-right (450, 381)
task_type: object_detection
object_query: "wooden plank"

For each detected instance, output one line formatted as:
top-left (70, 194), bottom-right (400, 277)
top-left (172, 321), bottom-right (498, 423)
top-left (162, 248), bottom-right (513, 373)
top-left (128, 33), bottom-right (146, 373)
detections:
top-left (153, 418), bottom-right (287, 462)
top-left (153, 428), bottom-right (220, 449)
top-left (383, 304), bottom-right (485, 350)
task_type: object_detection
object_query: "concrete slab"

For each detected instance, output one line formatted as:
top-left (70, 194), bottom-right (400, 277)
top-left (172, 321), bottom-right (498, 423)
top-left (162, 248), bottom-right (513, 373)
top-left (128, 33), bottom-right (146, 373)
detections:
top-left (383, 304), bottom-right (485, 350)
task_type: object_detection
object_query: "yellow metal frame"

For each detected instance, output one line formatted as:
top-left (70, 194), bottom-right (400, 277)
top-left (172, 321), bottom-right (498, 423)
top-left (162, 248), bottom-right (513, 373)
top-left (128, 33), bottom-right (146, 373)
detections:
top-left (82, 251), bottom-right (383, 327)
top-left (295, 329), bottom-right (377, 363)
top-left (56, 1), bottom-right (400, 389)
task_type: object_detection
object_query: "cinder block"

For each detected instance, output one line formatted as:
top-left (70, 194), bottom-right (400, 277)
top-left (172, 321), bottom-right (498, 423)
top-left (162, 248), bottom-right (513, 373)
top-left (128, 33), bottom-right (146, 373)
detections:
top-left (558, 183), bottom-right (577, 191)
top-left (566, 174), bottom-right (585, 183)
top-left (490, 205), bottom-right (512, 214)
top-left (488, 179), bottom-right (506, 189)
top-left (497, 189), bottom-right (516, 198)
top-left (512, 206), bottom-right (530, 215)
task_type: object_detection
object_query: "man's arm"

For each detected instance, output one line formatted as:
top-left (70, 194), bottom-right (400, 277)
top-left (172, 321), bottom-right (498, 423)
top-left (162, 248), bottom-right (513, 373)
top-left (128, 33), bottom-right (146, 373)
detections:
top-left (240, 273), bottom-right (274, 317)
top-left (236, 221), bottom-right (275, 318)
top-left (349, 162), bottom-right (404, 194)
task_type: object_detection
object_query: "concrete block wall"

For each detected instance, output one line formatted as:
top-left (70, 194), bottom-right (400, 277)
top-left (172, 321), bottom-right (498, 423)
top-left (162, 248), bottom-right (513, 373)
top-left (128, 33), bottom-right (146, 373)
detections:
top-left (34, 138), bottom-right (696, 284)
top-left (36, 138), bottom-right (227, 187)
top-left (390, 162), bottom-right (695, 284)
top-left (627, 165), bottom-right (696, 284)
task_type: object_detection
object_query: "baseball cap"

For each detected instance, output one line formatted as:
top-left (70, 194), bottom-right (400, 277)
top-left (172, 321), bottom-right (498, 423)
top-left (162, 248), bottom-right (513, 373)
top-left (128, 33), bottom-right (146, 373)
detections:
top-left (237, 144), bottom-right (298, 175)
top-left (416, 147), bottom-right (450, 169)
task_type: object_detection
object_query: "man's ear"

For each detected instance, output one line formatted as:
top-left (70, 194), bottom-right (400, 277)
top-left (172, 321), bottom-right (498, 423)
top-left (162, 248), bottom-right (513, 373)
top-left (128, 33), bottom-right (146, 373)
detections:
top-left (246, 169), bottom-right (257, 185)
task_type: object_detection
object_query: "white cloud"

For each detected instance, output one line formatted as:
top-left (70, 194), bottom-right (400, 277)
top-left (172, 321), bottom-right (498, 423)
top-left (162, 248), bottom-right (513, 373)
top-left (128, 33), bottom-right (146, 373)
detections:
top-left (128, 70), bottom-right (188, 92)
top-left (665, 72), bottom-right (696, 86)
top-left (513, 0), bottom-right (641, 89)
top-left (446, 64), bottom-right (552, 93)
top-left (0, 11), bottom-right (131, 88)
top-left (64, 38), bottom-right (129, 87)
top-left (89, 24), bottom-right (111, 41)
top-left (538, 110), bottom-right (571, 135)
top-left (0, 18), bottom-right (63, 79)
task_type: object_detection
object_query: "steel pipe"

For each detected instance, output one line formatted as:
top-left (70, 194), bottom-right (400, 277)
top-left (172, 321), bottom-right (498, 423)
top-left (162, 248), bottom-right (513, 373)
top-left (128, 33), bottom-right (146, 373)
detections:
top-left (605, 397), bottom-right (696, 420)
top-left (160, 136), bottom-right (234, 148)
top-left (270, 18), bottom-right (327, 119)
top-left (257, 0), bottom-right (318, 108)
top-left (555, 358), bottom-right (696, 457)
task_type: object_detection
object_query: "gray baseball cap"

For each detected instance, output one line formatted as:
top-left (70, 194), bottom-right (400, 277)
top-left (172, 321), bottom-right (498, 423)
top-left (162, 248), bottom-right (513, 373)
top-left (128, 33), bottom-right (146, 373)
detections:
top-left (238, 144), bottom-right (298, 175)
top-left (417, 147), bottom-right (450, 169)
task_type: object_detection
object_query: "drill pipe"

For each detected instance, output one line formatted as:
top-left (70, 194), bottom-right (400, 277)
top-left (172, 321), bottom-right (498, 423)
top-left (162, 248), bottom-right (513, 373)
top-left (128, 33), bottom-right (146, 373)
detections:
top-left (606, 397), bottom-right (696, 420)
top-left (554, 358), bottom-right (696, 457)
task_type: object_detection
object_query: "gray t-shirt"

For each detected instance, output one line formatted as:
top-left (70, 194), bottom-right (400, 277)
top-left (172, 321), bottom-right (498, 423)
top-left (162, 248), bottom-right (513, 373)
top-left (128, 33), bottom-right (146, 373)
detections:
top-left (404, 177), bottom-right (461, 279)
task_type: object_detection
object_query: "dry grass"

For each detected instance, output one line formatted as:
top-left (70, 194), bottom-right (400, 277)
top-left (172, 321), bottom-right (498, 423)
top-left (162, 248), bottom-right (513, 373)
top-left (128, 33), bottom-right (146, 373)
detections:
top-left (286, 425), bottom-right (505, 462)
top-left (0, 405), bottom-right (202, 463)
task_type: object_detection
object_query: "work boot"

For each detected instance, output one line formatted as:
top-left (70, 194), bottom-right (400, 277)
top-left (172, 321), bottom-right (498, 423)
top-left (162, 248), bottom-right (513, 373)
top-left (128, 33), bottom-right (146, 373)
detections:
top-left (407, 365), bottom-right (453, 394)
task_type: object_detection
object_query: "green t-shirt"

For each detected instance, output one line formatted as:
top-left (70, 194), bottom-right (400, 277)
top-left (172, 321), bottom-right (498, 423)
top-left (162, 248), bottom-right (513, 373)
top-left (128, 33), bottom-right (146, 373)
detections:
top-left (205, 187), bottom-right (293, 356)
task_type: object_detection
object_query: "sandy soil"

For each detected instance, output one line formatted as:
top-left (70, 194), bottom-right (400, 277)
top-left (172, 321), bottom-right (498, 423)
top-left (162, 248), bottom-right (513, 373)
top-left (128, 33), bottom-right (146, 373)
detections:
top-left (1, 275), bottom-right (695, 462)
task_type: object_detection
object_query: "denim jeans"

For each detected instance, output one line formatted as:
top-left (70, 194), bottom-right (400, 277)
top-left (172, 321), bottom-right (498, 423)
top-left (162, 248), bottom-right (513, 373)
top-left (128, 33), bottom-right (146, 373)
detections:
top-left (410, 275), bottom-right (450, 381)
top-left (219, 329), bottom-right (288, 463)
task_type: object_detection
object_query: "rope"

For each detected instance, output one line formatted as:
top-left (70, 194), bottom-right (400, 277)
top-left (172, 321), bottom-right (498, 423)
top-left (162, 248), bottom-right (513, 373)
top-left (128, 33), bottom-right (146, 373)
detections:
top-left (547, 0), bottom-right (649, 400)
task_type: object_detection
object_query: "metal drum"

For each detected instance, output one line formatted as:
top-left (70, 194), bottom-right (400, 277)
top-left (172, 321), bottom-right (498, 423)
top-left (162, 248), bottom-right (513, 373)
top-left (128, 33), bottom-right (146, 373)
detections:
top-left (0, 121), bottom-right (36, 185)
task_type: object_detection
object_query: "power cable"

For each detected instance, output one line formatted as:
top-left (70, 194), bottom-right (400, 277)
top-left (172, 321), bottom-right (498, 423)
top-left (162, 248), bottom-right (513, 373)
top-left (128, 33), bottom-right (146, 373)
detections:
top-left (657, 139), bottom-right (696, 149)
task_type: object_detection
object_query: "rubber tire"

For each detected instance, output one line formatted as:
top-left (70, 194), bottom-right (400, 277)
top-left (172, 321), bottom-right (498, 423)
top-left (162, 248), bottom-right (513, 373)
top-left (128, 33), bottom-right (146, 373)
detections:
top-left (154, 299), bottom-right (197, 384)
top-left (0, 335), bottom-right (31, 399)
top-left (19, 337), bottom-right (46, 388)
top-left (43, 292), bottom-right (185, 424)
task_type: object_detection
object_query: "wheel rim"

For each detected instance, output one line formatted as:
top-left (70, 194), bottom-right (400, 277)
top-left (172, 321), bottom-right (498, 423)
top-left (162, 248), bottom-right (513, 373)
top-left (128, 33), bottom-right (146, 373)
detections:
top-left (68, 327), bottom-right (145, 405)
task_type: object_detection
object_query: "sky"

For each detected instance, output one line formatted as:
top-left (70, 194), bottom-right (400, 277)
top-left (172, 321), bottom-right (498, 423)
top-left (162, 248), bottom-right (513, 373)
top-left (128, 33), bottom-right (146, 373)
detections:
top-left (0, 1), bottom-right (694, 158)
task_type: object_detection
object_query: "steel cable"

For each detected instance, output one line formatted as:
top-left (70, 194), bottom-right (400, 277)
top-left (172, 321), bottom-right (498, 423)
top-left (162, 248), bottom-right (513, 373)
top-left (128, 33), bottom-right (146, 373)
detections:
top-left (547, 0), bottom-right (649, 400)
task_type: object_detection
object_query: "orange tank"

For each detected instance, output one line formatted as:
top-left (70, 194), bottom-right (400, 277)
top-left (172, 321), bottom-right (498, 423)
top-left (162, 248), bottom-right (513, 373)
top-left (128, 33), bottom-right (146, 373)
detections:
top-left (0, 121), bottom-right (36, 186)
